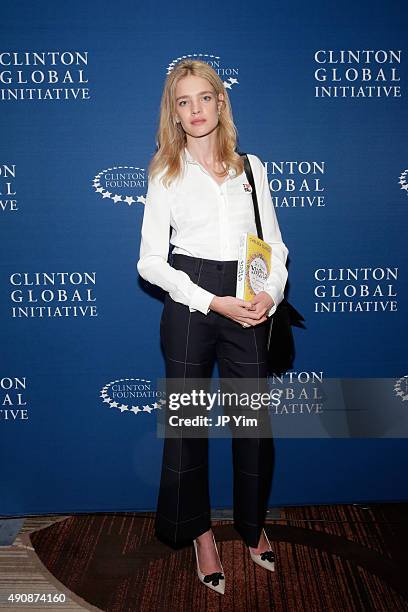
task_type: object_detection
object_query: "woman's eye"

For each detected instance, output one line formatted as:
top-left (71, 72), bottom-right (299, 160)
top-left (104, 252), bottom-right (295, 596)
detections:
top-left (178, 95), bottom-right (212, 106)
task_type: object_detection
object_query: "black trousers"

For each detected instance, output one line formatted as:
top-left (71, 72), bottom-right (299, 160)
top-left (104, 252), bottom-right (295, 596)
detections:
top-left (154, 253), bottom-right (275, 549)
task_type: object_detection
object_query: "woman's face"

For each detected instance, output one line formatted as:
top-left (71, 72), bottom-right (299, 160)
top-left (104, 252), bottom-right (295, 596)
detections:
top-left (174, 74), bottom-right (224, 139)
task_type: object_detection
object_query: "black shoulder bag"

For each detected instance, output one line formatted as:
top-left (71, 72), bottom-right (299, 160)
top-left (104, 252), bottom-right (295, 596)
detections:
top-left (240, 153), bottom-right (304, 376)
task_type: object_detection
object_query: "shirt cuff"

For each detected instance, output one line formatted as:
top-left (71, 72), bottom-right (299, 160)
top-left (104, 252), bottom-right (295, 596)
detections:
top-left (262, 285), bottom-right (282, 317)
top-left (189, 286), bottom-right (216, 315)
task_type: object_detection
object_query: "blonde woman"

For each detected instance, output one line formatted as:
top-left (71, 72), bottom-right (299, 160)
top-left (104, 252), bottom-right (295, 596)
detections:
top-left (137, 59), bottom-right (289, 594)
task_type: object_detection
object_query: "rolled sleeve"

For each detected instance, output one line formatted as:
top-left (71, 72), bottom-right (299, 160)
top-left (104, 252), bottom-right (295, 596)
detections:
top-left (189, 286), bottom-right (215, 314)
top-left (263, 285), bottom-right (281, 316)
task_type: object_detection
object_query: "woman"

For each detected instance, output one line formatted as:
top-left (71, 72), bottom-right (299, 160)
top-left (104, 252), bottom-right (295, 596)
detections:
top-left (137, 59), bottom-right (289, 595)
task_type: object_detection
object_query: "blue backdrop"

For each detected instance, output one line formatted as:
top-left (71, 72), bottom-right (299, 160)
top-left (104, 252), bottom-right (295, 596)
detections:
top-left (1, 0), bottom-right (407, 516)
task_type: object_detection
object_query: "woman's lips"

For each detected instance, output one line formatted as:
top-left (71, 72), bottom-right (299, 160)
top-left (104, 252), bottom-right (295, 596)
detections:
top-left (191, 119), bottom-right (206, 125)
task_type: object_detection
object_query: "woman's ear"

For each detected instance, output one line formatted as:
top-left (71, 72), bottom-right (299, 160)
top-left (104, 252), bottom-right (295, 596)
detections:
top-left (218, 92), bottom-right (224, 111)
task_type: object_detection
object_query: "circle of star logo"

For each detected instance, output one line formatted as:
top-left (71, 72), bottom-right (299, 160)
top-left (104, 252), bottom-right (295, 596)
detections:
top-left (167, 53), bottom-right (239, 90)
top-left (398, 169), bottom-right (408, 196)
top-left (100, 377), bottom-right (166, 415)
top-left (92, 166), bottom-right (146, 206)
top-left (394, 375), bottom-right (408, 402)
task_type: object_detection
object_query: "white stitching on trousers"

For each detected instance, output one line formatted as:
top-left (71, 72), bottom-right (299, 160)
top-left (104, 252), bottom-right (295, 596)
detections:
top-left (158, 509), bottom-right (210, 525)
top-left (166, 356), bottom-right (213, 365)
top-left (163, 461), bottom-right (207, 474)
top-left (219, 356), bottom-right (266, 365)
top-left (174, 258), bottom-right (204, 543)
top-left (252, 325), bottom-right (262, 538)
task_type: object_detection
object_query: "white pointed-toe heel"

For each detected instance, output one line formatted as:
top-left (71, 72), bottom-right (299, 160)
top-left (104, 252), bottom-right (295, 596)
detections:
top-left (193, 533), bottom-right (225, 595)
top-left (248, 528), bottom-right (275, 572)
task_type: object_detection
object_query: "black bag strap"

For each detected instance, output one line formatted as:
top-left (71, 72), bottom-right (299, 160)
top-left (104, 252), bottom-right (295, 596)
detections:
top-left (240, 152), bottom-right (305, 334)
top-left (239, 152), bottom-right (275, 348)
top-left (240, 153), bottom-right (264, 241)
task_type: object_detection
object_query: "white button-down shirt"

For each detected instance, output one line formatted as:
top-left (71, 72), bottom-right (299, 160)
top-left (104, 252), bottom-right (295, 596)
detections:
top-left (137, 147), bottom-right (289, 316)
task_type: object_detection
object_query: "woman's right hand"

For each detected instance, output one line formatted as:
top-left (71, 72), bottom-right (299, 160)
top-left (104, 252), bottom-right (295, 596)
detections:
top-left (209, 296), bottom-right (268, 327)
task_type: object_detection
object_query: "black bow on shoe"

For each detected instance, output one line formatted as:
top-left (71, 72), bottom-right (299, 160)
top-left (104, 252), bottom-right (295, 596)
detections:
top-left (260, 550), bottom-right (275, 563)
top-left (203, 572), bottom-right (225, 586)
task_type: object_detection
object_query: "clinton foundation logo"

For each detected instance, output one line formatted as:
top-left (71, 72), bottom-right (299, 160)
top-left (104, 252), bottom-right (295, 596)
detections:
top-left (167, 53), bottom-right (239, 91)
top-left (92, 165), bottom-right (147, 207)
top-left (0, 50), bottom-right (90, 102)
top-left (100, 378), bottom-right (165, 416)
top-left (314, 49), bottom-right (401, 98)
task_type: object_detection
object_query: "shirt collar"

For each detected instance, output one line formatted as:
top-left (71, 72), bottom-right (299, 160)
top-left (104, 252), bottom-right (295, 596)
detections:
top-left (183, 146), bottom-right (236, 177)
top-left (183, 146), bottom-right (196, 164)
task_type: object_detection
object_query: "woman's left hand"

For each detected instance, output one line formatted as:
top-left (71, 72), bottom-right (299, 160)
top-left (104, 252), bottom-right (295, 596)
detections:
top-left (236, 292), bottom-right (274, 327)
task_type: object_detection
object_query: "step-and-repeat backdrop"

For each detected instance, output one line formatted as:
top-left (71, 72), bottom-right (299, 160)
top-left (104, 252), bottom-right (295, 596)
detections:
top-left (1, 0), bottom-right (407, 516)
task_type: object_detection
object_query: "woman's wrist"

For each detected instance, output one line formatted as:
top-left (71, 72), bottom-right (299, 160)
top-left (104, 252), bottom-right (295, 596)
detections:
top-left (209, 296), bottom-right (222, 312)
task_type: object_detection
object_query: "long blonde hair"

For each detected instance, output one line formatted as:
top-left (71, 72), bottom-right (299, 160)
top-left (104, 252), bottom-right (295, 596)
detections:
top-left (148, 59), bottom-right (244, 188)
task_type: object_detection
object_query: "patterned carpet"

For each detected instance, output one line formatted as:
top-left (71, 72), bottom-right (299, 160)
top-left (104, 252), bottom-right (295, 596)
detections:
top-left (6, 503), bottom-right (408, 611)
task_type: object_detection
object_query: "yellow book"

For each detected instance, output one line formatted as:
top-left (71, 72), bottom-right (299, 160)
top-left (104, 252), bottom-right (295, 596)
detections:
top-left (236, 232), bottom-right (272, 300)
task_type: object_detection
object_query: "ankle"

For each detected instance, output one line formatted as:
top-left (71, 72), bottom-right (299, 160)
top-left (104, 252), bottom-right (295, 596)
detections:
top-left (248, 529), bottom-right (269, 552)
top-left (196, 529), bottom-right (213, 545)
